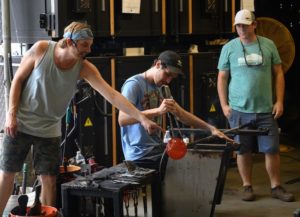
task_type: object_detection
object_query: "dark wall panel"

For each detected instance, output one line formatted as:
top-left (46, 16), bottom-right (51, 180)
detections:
top-left (114, 0), bottom-right (162, 36)
top-left (51, 0), bottom-right (110, 38)
top-left (192, 52), bottom-right (227, 129)
top-left (254, 0), bottom-right (300, 138)
top-left (168, 0), bottom-right (233, 35)
top-left (76, 57), bottom-right (113, 167)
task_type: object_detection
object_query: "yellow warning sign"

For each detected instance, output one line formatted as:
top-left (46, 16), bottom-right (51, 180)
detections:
top-left (209, 104), bottom-right (216, 112)
top-left (84, 117), bottom-right (93, 127)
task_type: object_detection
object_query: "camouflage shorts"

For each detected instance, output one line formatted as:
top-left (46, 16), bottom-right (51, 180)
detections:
top-left (0, 132), bottom-right (61, 175)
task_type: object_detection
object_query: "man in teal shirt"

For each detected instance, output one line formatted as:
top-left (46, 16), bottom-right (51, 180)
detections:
top-left (217, 9), bottom-right (294, 202)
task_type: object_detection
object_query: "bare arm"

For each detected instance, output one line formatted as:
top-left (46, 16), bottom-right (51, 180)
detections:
top-left (80, 61), bottom-right (161, 134)
top-left (5, 41), bottom-right (47, 137)
top-left (118, 99), bottom-right (172, 126)
top-left (119, 108), bottom-right (161, 126)
top-left (169, 101), bottom-right (235, 143)
top-left (169, 103), bottom-right (213, 131)
top-left (272, 64), bottom-right (285, 119)
top-left (217, 70), bottom-right (231, 118)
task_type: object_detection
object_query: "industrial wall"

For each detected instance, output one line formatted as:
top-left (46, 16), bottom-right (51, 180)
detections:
top-left (1, 0), bottom-right (299, 166)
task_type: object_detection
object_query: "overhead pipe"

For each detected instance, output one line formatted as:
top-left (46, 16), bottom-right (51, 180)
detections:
top-left (1, 0), bottom-right (12, 112)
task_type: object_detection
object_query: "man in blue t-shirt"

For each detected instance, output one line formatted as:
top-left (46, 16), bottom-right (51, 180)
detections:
top-left (217, 9), bottom-right (294, 202)
top-left (119, 50), bottom-right (233, 171)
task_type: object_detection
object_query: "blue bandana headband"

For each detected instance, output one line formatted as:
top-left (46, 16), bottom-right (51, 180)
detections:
top-left (63, 28), bottom-right (94, 40)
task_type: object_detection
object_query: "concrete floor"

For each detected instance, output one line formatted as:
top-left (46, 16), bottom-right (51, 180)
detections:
top-left (215, 143), bottom-right (300, 217)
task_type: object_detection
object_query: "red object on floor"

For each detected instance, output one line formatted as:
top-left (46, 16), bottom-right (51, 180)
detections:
top-left (10, 205), bottom-right (57, 217)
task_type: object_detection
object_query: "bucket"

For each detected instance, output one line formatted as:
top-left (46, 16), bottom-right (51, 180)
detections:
top-left (10, 205), bottom-right (57, 217)
top-left (2, 189), bottom-right (35, 217)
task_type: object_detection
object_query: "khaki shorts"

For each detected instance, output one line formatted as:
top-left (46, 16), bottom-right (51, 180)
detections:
top-left (0, 132), bottom-right (60, 175)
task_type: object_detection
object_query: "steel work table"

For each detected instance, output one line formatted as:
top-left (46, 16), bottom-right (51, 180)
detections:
top-left (60, 164), bottom-right (161, 217)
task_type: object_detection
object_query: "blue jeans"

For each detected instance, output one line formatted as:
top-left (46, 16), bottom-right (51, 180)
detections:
top-left (228, 109), bottom-right (279, 154)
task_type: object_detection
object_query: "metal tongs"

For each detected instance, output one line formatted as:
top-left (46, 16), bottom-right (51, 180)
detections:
top-left (187, 121), bottom-right (269, 149)
top-left (160, 85), bottom-right (183, 139)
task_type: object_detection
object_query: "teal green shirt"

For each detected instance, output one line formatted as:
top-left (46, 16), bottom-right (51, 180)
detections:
top-left (218, 36), bottom-right (281, 113)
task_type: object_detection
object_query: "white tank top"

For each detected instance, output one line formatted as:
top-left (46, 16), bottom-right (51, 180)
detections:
top-left (17, 41), bottom-right (82, 137)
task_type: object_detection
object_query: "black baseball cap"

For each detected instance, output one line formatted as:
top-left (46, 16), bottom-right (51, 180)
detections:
top-left (158, 50), bottom-right (183, 75)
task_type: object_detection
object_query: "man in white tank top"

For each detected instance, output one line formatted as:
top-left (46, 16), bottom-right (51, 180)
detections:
top-left (0, 22), bottom-right (161, 215)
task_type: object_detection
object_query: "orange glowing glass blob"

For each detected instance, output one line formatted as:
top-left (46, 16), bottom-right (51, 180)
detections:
top-left (166, 137), bottom-right (187, 160)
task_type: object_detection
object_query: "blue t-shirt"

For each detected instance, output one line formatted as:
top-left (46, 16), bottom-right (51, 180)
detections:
top-left (120, 74), bottom-right (162, 161)
top-left (217, 36), bottom-right (281, 113)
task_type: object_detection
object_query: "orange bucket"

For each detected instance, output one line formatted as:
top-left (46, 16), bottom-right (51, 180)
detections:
top-left (59, 164), bottom-right (81, 174)
top-left (10, 205), bottom-right (57, 217)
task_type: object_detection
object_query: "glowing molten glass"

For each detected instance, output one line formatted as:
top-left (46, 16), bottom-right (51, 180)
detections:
top-left (166, 137), bottom-right (187, 160)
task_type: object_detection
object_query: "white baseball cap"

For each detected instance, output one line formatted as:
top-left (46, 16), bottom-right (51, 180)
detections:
top-left (234, 9), bottom-right (255, 25)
